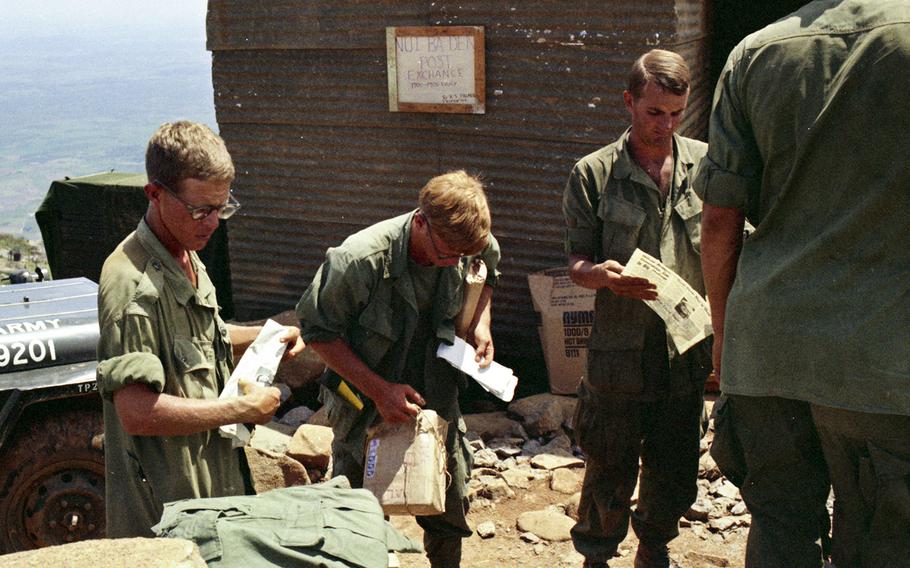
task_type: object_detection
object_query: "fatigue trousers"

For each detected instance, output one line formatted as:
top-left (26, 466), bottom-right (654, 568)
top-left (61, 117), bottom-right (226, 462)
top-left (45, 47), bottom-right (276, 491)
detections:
top-left (571, 384), bottom-right (704, 562)
top-left (812, 405), bottom-right (910, 568)
top-left (326, 387), bottom-right (472, 568)
top-left (711, 395), bottom-right (832, 568)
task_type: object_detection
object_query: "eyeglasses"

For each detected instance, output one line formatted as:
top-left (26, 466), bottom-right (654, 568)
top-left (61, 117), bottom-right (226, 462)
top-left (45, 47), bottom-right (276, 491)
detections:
top-left (154, 179), bottom-right (241, 221)
top-left (420, 212), bottom-right (465, 260)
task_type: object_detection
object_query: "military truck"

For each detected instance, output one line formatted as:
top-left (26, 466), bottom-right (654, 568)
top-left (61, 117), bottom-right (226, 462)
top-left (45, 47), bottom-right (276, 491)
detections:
top-left (0, 277), bottom-right (104, 553)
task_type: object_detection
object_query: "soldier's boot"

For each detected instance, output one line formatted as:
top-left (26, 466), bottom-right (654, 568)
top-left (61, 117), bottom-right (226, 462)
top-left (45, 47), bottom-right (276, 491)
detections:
top-left (633, 543), bottom-right (681, 568)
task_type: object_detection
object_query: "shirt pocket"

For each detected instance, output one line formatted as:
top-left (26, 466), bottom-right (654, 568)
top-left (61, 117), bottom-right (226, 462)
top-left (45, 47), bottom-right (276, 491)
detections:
top-left (673, 189), bottom-right (703, 252)
top-left (173, 336), bottom-right (217, 398)
top-left (598, 197), bottom-right (647, 263)
top-left (354, 300), bottom-right (400, 368)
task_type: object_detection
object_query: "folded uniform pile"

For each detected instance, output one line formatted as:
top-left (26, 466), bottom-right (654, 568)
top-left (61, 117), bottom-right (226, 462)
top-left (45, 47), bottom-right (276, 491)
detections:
top-left (153, 476), bottom-right (422, 568)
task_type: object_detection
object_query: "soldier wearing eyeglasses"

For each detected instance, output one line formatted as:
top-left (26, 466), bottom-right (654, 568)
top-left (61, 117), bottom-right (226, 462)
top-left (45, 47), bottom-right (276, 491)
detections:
top-left (96, 121), bottom-right (305, 538)
top-left (296, 170), bottom-right (501, 568)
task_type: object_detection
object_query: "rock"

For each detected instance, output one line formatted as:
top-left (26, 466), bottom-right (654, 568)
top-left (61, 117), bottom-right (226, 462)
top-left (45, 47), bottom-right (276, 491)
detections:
top-left (698, 451), bottom-right (722, 481)
top-left (684, 551), bottom-right (730, 567)
top-left (251, 422), bottom-right (294, 453)
top-left (714, 480), bottom-right (740, 500)
top-left (708, 517), bottom-right (738, 532)
top-left (465, 431), bottom-right (486, 451)
top-left (692, 524), bottom-right (711, 540)
top-left (244, 446), bottom-right (310, 493)
top-left (473, 476), bottom-right (515, 502)
top-left (539, 433), bottom-right (574, 456)
top-left (0, 538), bottom-right (206, 567)
top-left (307, 404), bottom-right (331, 427)
top-left (499, 457), bottom-right (518, 470)
top-left (520, 531), bottom-right (541, 544)
top-left (561, 550), bottom-right (587, 566)
top-left (530, 453), bottom-right (584, 470)
top-left (278, 405), bottom-right (316, 429)
top-left (287, 424), bottom-right (334, 470)
top-left (508, 393), bottom-right (577, 437)
top-left (471, 467), bottom-right (500, 479)
top-left (464, 411), bottom-right (528, 441)
top-left (533, 543), bottom-right (546, 555)
top-left (500, 468), bottom-right (533, 489)
top-left (522, 438), bottom-right (544, 455)
top-left (685, 501), bottom-right (711, 523)
top-left (710, 498), bottom-right (736, 519)
top-left (516, 509), bottom-right (575, 542)
top-left (473, 447), bottom-right (501, 468)
top-left (550, 468), bottom-right (580, 494)
top-left (477, 521), bottom-right (497, 538)
top-left (563, 492), bottom-right (581, 520)
top-left (487, 438), bottom-right (524, 458)
top-left (731, 501), bottom-right (748, 516)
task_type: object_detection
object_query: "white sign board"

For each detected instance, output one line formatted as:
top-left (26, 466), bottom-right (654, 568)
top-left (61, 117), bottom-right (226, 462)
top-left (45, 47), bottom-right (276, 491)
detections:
top-left (386, 26), bottom-right (485, 114)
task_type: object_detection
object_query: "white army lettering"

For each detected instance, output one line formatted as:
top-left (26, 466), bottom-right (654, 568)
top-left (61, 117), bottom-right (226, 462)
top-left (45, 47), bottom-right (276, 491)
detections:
top-left (0, 319), bottom-right (62, 335)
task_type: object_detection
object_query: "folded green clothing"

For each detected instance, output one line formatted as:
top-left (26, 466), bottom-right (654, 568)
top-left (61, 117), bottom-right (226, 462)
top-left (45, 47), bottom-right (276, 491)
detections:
top-left (153, 476), bottom-right (422, 568)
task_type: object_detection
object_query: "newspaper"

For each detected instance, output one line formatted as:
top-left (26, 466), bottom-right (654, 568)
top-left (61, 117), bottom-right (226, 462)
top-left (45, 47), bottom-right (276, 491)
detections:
top-left (622, 248), bottom-right (713, 354)
top-left (218, 319), bottom-right (288, 447)
top-left (437, 337), bottom-right (518, 402)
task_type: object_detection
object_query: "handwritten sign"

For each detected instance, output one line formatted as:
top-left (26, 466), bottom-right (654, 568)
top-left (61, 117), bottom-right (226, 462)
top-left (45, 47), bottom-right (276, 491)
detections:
top-left (386, 26), bottom-right (485, 114)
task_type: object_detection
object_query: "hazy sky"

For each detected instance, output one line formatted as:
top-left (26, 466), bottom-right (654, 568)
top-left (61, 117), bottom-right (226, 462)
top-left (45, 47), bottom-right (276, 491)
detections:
top-left (1, 1), bottom-right (207, 38)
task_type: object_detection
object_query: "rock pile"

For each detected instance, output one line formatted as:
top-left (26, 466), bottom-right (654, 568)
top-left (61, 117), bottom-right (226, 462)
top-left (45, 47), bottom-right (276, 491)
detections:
top-left (460, 394), bottom-right (755, 556)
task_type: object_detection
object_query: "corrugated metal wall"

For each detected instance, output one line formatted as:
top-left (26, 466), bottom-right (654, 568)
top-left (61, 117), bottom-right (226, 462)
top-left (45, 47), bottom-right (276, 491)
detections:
top-left (207, 0), bottom-right (709, 384)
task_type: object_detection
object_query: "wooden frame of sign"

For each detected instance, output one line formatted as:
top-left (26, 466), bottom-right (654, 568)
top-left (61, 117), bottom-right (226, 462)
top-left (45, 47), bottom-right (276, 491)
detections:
top-left (386, 26), bottom-right (485, 114)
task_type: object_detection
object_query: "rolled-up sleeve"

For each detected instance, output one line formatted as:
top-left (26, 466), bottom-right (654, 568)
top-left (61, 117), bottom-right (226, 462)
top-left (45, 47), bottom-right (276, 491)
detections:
top-left (479, 234), bottom-right (502, 287)
top-left (97, 312), bottom-right (166, 401)
top-left (695, 44), bottom-right (763, 211)
top-left (563, 164), bottom-right (598, 258)
top-left (296, 247), bottom-right (371, 344)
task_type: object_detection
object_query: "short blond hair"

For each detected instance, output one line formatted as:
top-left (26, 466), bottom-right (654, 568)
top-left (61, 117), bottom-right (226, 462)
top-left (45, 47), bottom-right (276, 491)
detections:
top-left (628, 49), bottom-right (690, 98)
top-left (145, 121), bottom-right (234, 191)
top-left (418, 170), bottom-right (491, 254)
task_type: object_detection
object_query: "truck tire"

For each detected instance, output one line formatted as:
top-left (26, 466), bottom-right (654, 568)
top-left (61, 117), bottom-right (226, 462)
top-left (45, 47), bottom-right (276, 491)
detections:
top-left (0, 409), bottom-right (105, 553)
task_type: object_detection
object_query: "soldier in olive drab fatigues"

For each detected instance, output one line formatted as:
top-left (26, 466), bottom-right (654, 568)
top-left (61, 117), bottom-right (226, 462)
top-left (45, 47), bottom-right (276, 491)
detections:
top-left (97, 121), bottom-right (305, 537)
top-left (297, 171), bottom-right (500, 568)
top-left (699, 2), bottom-right (910, 566)
top-left (562, 50), bottom-right (712, 568)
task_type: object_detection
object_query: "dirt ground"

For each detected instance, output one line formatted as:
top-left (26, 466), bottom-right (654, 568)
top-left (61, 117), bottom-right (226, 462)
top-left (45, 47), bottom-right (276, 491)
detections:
top-left (391, 474), bottom-right (747, 568)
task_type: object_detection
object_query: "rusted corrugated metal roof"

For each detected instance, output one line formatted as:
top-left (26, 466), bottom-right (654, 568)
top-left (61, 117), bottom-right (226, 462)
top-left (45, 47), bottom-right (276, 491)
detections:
top-left (208, 0), bottom-right (710, 382)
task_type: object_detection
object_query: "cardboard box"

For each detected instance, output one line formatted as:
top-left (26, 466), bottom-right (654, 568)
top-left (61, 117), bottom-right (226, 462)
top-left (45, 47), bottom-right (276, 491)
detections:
top-left (528, 267), bottom-right (597, 394)
top-left (363, 409), bottom-right (448, 516)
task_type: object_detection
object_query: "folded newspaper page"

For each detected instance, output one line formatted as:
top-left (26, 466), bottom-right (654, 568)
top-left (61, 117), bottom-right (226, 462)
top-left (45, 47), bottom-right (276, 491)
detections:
top-left (437, 337), bottom-right (518, 402)
top-left (622, 249), bottom-right (713, 354)
top-left (218, 319), bottom-right (288, 447)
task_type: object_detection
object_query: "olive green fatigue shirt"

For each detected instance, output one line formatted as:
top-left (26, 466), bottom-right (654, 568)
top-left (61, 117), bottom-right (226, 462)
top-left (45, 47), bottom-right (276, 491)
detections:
top-left (563, 130), bottom-right (711, 399)
top-left (97, 219), bottom-right (243, 538)
top-left (296, 210), bottom-right (500, 464)
top-left (695, 0), bottom-right (910, 415)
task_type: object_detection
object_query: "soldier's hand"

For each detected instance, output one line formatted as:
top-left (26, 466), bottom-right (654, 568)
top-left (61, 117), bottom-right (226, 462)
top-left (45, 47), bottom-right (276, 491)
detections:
top-left (472, 324), bottom-right (495, 368)
top-left (279, 326), bottom-right (306, 361)
top-left (237, 379), bottom-right (282, 424)
top-left (599, 260), bottom-right (658, 300)
top-left (374, 383), bottom-right (425, 424)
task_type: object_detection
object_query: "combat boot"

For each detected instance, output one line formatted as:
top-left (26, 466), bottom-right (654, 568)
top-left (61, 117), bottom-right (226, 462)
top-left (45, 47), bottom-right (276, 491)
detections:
top-left (633, 543), bottom-right (679, 568)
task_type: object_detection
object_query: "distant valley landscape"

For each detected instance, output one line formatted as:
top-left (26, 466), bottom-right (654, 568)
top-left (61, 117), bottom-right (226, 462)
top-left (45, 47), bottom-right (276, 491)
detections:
top-left (0, 26), bottom-right (215, 239)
